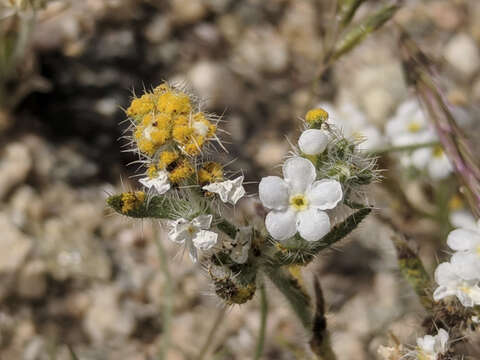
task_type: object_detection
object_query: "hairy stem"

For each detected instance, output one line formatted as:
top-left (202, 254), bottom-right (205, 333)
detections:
top-left (196, 307), bottom-right (227, 360)
top-left (254, 281), bottom-right (268, 360)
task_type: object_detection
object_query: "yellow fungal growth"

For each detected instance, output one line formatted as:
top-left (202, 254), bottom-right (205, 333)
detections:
top-left (126, 94), bottom-right (155, 118)
top-left (198, 162), bottom-right (223, 184)
top-left (168, 159), bottom-right (194, 183)
top-left (157, 90), bottom-right (192, 115)
top-left (305, 108), bottom-right (329, 126)
top-left (159, 150), bottom-right (179, 169)
top-left (128, 82), bottom-right (218, 158)
top-left (121, 191), bottom-right (146, 214)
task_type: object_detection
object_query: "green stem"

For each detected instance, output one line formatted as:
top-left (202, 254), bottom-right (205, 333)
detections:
top-left (196, 307), bottom-right (227, 360)
top-left (371, 141), bottom-right (439, 155)
top-left (153, 223), bottom-right (174, 360)
top-left (254, 282), bottom-right (268, 360)
top-left (264, 267), bottom-right (312, 334)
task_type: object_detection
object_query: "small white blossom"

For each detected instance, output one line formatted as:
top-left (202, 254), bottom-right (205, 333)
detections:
top-left (202, 176), bottom-right (246, 205)
top-left (139, 170), bottom-right (171, 194)
top-left (386, 99), bottom-right (432, 146)
top-left (415, 328), bottom-right (449, 360)
top-left (449, 209), bottom-right (476, 230)
top-left (433, 261), bottom-right (480, 307)
top-left (319, 102), bottom-right (384, 151)
top-left (259, 156), bottom-right (343, 242)
top-left (298, 129), bottom-right (329, 155)
top-left (446, 222), bottom-right (480, 280)
top-left (168, 215), bottom-right (218, 262)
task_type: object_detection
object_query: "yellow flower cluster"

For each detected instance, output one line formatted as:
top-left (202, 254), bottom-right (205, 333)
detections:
top-left (121, 191), bottom-right (146, 214)
top-left (127, 83), bottom-right (217, 157)
top-left (198, 162), bottom-right (223, 185)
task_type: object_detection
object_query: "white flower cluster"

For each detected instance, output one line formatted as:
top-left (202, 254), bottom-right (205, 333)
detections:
top-left (433, 220), bottom-right (480, 307)
top-left (385, 99), bottom-right (452, 180)
top-left (414, 328), bottom-right (449, 360)
top-left (259, 122), bottom-right (344, 242)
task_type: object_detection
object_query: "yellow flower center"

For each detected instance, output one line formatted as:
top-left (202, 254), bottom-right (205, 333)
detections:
top-left (417, 350), bottom-right (432, 360)
top-left (460, 284), bottom-right (472, 294)
top-left (290, 194), bottom-right (309, 211)
top-left (433, 145), bottom-right (444, 158)
top-left (476, 245), bottom-right (480, 257)
top-left (407, 121), bottom-right (422, 133)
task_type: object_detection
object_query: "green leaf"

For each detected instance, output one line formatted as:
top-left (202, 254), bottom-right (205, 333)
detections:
top-left (337, 0), bottom-right (367, 27)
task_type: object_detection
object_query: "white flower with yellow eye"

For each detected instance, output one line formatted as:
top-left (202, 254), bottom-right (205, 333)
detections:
top-left (386, 99), bottom-right (433, 146)
top-left (202, 176), bottom-right (246, 205)
top-left (259, 157), bottom-right (343, 242)
top-left (139, 170), bottom-right (171, 194)
top-left (415, 329), bottom-right (449, 360)
top-left (168, 215), bottom-right (218, 262)
top-left (433, 261), bottom-right (480, 307)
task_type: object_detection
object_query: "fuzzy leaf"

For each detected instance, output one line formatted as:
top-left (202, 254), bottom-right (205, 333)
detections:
top-left (270, 206), bottom-right (372, 266)
top-left (106, 193), bottom-right (177, 219)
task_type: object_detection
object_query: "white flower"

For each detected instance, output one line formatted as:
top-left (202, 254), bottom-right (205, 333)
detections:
top-left (202, 176), bottom-right (246, 205)
top-left (319, 102), bottom-right (384, 151)
top-left (168, 215), bottom-right (218, 262)
top-left (449, 209), bottom-right (476, 230)
top-left (415, 328), bottom-right (449, 360)
top-left (259, 157), bottom-right (343, 242)
top-left (139, 170), bottom-right (171, 194)
top-left (446, 222), bottom-right (480, 280)
top-left (230, 227), bottom-right (252, 264)
top-left (433, 261), bottom-right (480, 307)
top-left (408, 144), bottom-right (453, 180)
top-left (298, 129), bottom-right (329, 155)
top-left (386, 99), bottom-right (432, 146)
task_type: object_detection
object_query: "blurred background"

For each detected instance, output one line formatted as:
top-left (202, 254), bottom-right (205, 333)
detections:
top-left (0, 0), bottom-right (480, 359)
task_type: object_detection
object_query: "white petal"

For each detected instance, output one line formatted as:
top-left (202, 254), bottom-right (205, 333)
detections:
top-left (417, 335), bottom-right (435, 354)
top-left (435, 329), bottom-right (449, 354)
top-left (433, 285), bottom-right (457, 302)
top-left (450, 252), bottom-right (480, 280)
top-left (282, 157), bottom-right (316, 194)
top-left (298, 129), bottom-right (329, 155)
top-left (428, 155), bottom-right (452, 180)
top-left (230, 227), bottom-right (252, 264)
top-left (411, 148), bottom-right (431, 170)
top-left (139, 171), bottom-right (171, 194)
top-left (192, 230), bottom-right (218, 250)
top-left (306, 179), bottom-right (343, 210)
top-left (356, 126), bottom-right (384, 151)
top-left (168, 219), bottom-right (190, 244)
top-left (468, 285), bottom-right (480, 305)
top-left (434, 262), bottom-right (459, 287)
top-left (265, 209), bottom-right (297, 241)
top-left (259, 176), bottom-right (289, 210)
top-left (447, 228), bottom-right (480, 251)
top-left (187, 241), bottom-right (198, 263)
top-left (296, 208), bottom-right (331, 242)
top-left (202, 176), bottom-right (246, 205)
top-left (456, 290), bottom-right (475, 307)
top-left (449, 210), bottom-right (477, 230)
top-left (192, 214), bottom-right (213, 230)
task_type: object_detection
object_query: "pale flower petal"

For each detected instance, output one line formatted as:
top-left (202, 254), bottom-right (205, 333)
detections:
top-left (282, 157), bottom-right (316, 194)
top-left (139, 170), bottom-right (171, 194)
top-left (433, 285), bottom-right (456, 302)
top-left (306, 179), bottom-right (343, 210)
top-left (417, 335), bottom-right (435, 354)
top-left (191, 214), bottom-right (213, 230)
top-left (202, 176), bottom-right (246, 205)
top-left (411, 148), bottom-right (431, 169)
top-left (168, 218), bottom-right (191, 244)
top-left (298, 129), bottom-right (329, 155)
top-left (296, 208), bottom-right (330, 242)
top-left (449, 210), bottom-right (477, 230)
top-left (450, 252), bottom-right (480, 280)
top-left (265, 209), bottom-right (297, 241)
top-left (259, 176), bottom-right (289, 210)
top-left (192, 230), bottom-right (218, 251)
top-left (447, 228), bottom-right (480, 251)
top-left (187, 242), bottom-right (198, 263)
top-left (435, 329), bottom-right (449, 354)
top-left (434, 262), bottom-right (458, 287)
top-left (428, 154), bottom-right (452, 180)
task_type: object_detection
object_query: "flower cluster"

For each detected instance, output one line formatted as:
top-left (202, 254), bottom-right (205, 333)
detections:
top-left (385, 99), bottom-right (452, 180)
top-left (259, 107), bottom-right (378, 242)
top-left (433, 220), bottom-right (480, 307)
top-left (122, 82), bottom-right (246, 262)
